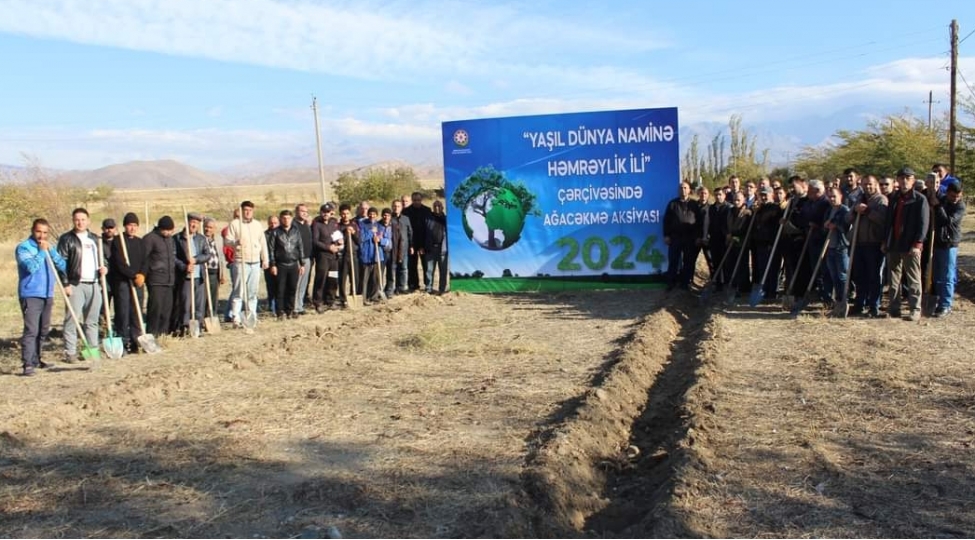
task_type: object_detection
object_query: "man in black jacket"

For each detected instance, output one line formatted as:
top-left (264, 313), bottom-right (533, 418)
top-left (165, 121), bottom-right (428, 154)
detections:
top-left (930, 181), bottom-right (965, 317)
top-left (293, 204), bottom-right (314, 315)
top-left (111, 213), bottom-right (146, 354)
top-left (389, 198), bottom-right (413, 296)
top-left (706, 188), bottom-right (730, 290)
top-left (403, 192), bottom-right (433, 292)
top-left (663, 181), bottom-right (706, 291)
top-left (311, 203), bottom-right (342, 311)
top-left (56, 207), bottom-right (106, 363)
top-left (423, 201), bottom-right (448, 294)
top-left (175, 212), bottom-right (213, 335)
top-left (884, 167), bottom-right (930, 321)
top-left (268, 210), bottom-right (306, 319)
top-left (143, 216), bottom-right (177, 337)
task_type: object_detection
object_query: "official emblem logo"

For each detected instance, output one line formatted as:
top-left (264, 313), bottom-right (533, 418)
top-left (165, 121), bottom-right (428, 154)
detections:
top-left (453, 129), bottom-right (469, 147)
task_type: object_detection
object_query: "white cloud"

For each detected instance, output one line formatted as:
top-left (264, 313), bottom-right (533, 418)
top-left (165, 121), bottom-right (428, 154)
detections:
top-left (0, 0), bottom-right (669, 89)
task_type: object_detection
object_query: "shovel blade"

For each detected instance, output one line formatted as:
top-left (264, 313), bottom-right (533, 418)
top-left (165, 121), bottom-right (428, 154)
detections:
top-left (748, 284), bottom-right (764, 307)
top-left (790, 297), bottom-right (809, 318)
top-left (204, 317), bottom-right (222, 334)
top-left (81, 346), bottom-right (101, 362)
top-left (835, 300), bottom-right (849, 319)
top-left (103, 337), bottom-right (125, 360)
top-left (189, 320), bottom-right (201, 338)
top-left (137, 333), bottom-right (162, 354)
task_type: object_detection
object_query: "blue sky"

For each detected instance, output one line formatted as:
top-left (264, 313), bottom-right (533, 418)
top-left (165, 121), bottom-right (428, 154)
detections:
top-left (0, 0), bottom-right (972, 171)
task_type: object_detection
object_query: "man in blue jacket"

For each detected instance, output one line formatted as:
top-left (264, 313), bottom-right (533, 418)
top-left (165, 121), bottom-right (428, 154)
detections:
top-left (16, 218), bottom-right (67, 376)
top-left (930, 181), bottom-right (965, 317)
top-left (358, 207), bottom-right (391, 304)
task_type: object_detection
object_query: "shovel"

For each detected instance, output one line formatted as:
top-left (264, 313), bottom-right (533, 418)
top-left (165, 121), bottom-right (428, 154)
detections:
top-left (724, 208), bottom-right (757, 305)
top-left (48, 255), bottom-right (101, 363)
top-left (373, 229), bottom-right (387, 302)
top-left (202, 263), bottom-right (221, 333)
top-left (182, 207), bottom-right (201, 338)
top-left (345, 229), bottom-right (359, 309)
top-left (835, 212), bottom-right (861, 318)
top-left (782, 228), bottom-right (814, 312)
top-left (699, 240), bottom-right (735, 304)
top-left (98, 238), bottom-right (124, 359)
top-left (749, 200), bottom-right (796, 307)
top-left (119, 232), bottom-right (161, 354)
top-left (791, 235), bottom-right (831, 318)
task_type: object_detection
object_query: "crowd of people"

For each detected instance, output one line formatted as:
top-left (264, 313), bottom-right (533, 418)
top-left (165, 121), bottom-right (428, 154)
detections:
top-left (15, 192), bottom-right (449, 376)
top-left (663, 163), bottom-right (965, 319)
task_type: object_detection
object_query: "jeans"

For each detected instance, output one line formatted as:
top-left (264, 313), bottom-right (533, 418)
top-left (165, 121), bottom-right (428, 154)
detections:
top-left (933, 246), bottom-right (958, 311)
top-left (231, 262), bottom-right (261, 321)
top-left (424, 249), bottom-right (449, 293)
top-left (63, 281), bottom-right (101, 355)
top-left (294, 258), bottom-right (312, 312)
top-left (825, 248), bottom-right (849, 303)
top-left (852, 244), bottom-right (883, 312)
top-left (20, 297), bottom-right (53, 368)
top-left (226, 264), bottom-right (239, 321)
top-left (395, 251), bottom-right (409, 292)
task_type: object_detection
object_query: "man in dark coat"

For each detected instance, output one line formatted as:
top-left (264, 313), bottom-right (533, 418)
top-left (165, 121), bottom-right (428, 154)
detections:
top-left (884, 167), bottom-right (929, 321)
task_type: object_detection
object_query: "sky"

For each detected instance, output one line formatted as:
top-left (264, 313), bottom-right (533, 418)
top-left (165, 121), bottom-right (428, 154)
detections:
top-left (0, 0), bottom-right (973, 172)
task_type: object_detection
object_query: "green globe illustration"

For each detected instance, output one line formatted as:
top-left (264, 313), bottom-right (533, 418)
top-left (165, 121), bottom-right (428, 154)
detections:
top-left (452, 166), bottom-right (540, 252)
top-left (462, 186), bottom-right (528, 250)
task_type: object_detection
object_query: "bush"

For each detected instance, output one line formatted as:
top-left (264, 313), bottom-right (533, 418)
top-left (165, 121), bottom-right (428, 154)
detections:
top-left (331, 166), bottom-right (435, 207)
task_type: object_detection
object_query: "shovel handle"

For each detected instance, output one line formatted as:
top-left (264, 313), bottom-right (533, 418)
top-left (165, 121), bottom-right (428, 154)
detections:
top-left (47, 254), bottom-right (91, 348)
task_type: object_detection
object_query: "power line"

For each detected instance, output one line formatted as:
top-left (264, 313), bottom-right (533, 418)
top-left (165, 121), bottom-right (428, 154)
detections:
top-left (958, 69), bottom-right (975, 100)
top-left (959, 27), bottom-right (975, 45)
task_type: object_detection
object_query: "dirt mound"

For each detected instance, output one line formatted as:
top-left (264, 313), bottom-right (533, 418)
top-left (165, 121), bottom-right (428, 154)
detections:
top-left (523, 296), bottom-right (707, 536)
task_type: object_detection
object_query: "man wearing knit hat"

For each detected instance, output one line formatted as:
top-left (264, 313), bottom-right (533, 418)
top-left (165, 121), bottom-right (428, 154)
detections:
top-left (111, 213), bottom-right (147, 353)
top-left (143, 216), bottom-right (177, 336)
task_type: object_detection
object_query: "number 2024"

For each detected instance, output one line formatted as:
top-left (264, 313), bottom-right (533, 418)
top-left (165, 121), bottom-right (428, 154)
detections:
top-left (556, 235), bottom-right (661, 272)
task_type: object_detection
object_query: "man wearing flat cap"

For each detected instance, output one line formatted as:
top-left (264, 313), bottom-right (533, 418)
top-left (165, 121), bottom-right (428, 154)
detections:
top-left (175, 212), bottom-right (213, 335)
top-left (311, 203), bottom-right (342, 311)
top-left (884, 167), bottom-right (929, 321)
top-left (101, 218), bottom-right (117, 306)
top-left (111, 213), bottom-right (147, 354)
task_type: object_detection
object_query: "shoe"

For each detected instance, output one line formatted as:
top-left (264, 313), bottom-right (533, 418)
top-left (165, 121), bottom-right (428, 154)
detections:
top-left (887, 309), bottom-right (901, 319)
top-left (907, 309), bottom-right (921, 322)
top-left (38, 360), bottom-right (53, 369)
top-left (315, 305), bottom-right (325, 314)
top-left (933, 307), bottom-right (951, 318)
top-left (63, 353), bottom-right (78, 364)
top-left (868, 309), bottom-right (881, 318)
top-left (22, 366), bottom-right (36, 377)
top-left (276, 314), bottom-right (284, 321)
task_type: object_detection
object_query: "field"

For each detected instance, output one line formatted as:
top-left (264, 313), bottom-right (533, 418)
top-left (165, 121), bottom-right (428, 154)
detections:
top-left (1, 214), bottom-right (974, 538)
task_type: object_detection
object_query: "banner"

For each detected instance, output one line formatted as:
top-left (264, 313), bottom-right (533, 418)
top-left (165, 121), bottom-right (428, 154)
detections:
top-left (442, 107), bottom-right (679, 292)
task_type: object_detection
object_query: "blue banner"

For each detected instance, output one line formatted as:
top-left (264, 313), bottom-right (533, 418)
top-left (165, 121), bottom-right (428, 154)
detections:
top-left (443, 107), bottom-right (679, 291)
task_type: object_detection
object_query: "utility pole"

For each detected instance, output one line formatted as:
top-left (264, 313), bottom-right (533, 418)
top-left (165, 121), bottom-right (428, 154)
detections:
top-left (923, 90), bottom-right (939, 130)
top-left (311, 96), bottom-right (327, 203)
top-left (949, 19), bottom-right (958, 172)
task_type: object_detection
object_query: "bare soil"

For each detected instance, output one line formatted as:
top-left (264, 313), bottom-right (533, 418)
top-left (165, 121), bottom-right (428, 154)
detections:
top-left (2, 218), bottom-right (975, 538)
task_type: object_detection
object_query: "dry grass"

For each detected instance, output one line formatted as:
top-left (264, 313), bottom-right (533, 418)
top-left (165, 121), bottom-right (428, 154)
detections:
top-left (0, 289), bottom-right (655, 538)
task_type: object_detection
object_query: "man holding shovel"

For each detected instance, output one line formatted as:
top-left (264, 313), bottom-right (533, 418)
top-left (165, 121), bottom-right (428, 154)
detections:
top-left (110, 213), bottom-right (147, 354)
top-left (848, 176), bottom-right (888, 318)
top-left (16, 218), bottom-right (67, 376)
top-left (176, 212), bottom-right (213, 336)
top-left (225, 201), bottom-right (269, 327)
top-left (56, 208), bottom-right (106, 364)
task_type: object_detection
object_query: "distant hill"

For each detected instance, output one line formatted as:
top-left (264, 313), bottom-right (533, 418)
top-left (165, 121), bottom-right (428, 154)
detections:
top-left (64, 159), bottom-right (227, 189)
top-left (2, 158), bottom-right (445, 190)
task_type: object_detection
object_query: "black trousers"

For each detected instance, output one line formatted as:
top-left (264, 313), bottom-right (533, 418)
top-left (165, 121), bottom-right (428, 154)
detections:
top-left (113, 282), bottom-right (144, 350)
top-left (408, 251), bottom-right (423, 290)
top-left (264, 268), bottom-right (278, 315)
top-left (275, 264), bottom-right (299, 315)
top-left (146, 284), bottom-right (173, 337)
top-left (313, 254), bottom-right (339, 306)
top-left (206, 269), bottom-right (220, 318)
top-left (20, 297), bottom-right (53, 368)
